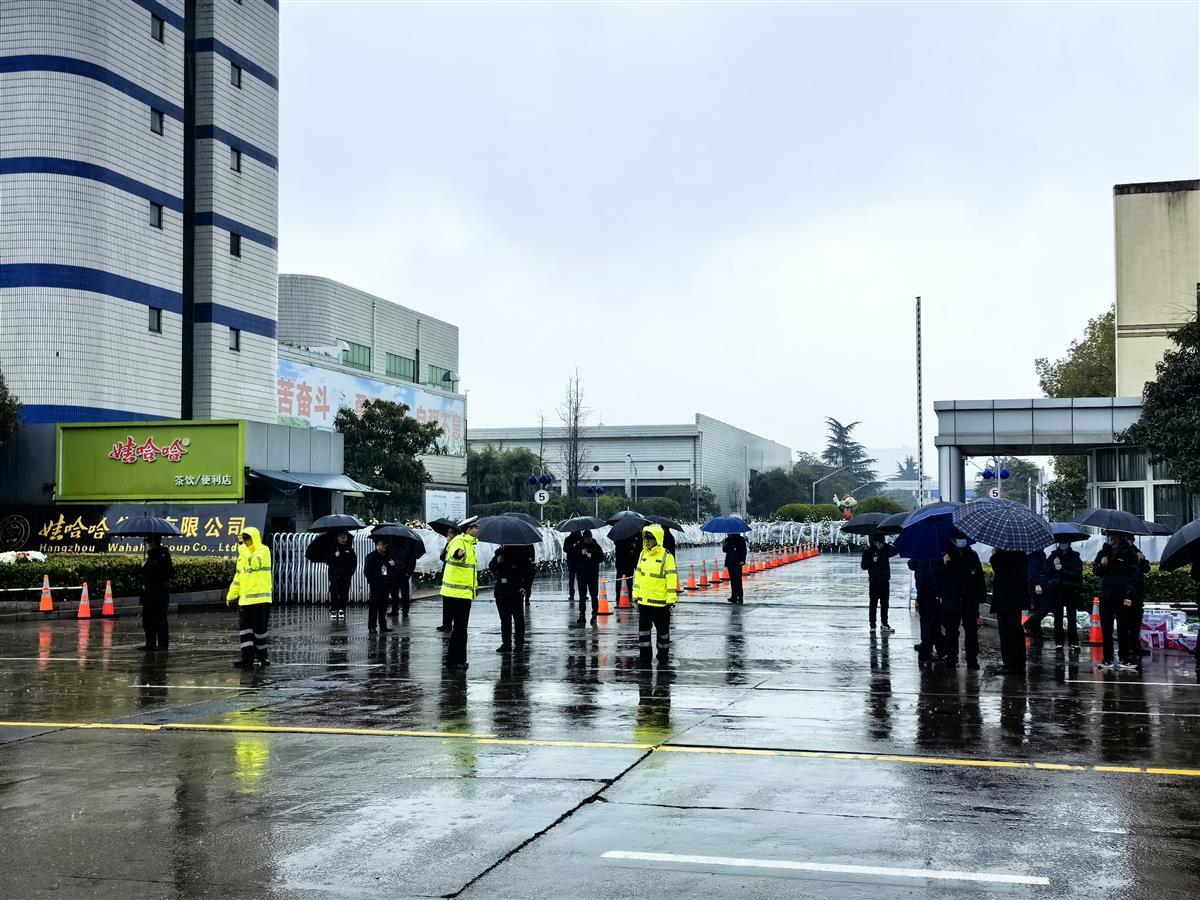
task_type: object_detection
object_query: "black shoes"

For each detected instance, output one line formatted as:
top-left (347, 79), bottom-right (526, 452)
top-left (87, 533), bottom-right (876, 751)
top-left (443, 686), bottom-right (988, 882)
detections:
top-left (496, 645), bottom-right (511, 654)
top-left (436, 625), bottom-right (449, 633)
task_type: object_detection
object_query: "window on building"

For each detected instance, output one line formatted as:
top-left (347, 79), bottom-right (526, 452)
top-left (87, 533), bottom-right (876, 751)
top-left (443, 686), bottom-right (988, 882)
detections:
top-left (231, 63), bottom-right (242, 88)
top-left (1154, 484), bottom-right (1190, 530)
top-left (230, 147), bottom-right (242, 172)
top-left (229, 327), bottom-right (241, 352)
top-left (1151, 458), bottom-right (1175, 481)
top-left (150, 108), bottom-right (164, 134)
top-left (148, 201), bottom-right (163, 228)
top-left (151, 14), bottom-right (165, 42)
top-left (343, 341), bottom-right (372, 371)
top-left (1118, 487), bottom-right (1145, 518)
top-left (148, 307), bottom-right (162, 333)
top-left (1093, 448), bottom-right (1118, 482)
top-left (386, 353), bottom-right (415, 380)
top-left (1097, 487), bottom-right (1117, 510)
top-left (427, 364), bottom-right (452, 386)
top-left (229, 233), bottom-right (241, 257)
top-left (1118, 448), bottom-right (1147, 483)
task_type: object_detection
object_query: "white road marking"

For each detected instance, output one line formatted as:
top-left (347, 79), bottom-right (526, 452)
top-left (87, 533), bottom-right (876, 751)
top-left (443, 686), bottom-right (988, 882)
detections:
top-left (1067, 679), bottom-right (1200, 688)
top-left (129, 684), bottom-right (251, 691)
top-left (601, 850), bottom-right (1050, 886)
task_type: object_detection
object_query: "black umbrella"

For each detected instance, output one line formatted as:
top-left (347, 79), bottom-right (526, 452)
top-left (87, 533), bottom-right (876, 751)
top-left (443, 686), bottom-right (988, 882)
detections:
top-left (305, 531), bottom-right (335, 563)
top-left (608, 516), bottom-right (650, 542)
top-left (1073, 507), bottom-right (1155, 536)
top-left (1048, 522), bottom-right (1090, 542)
top-left (840, 512), bottom-right (891, 536)
top-left (475, 515), bottom-right (542, 545)
top-left (606, 510), bottom-right (645, 525)
top-left (310, 514), bottom-right (365, 533)
top-left (502, 511), bottom-right (542, 529)
top-left (875, 512), bottom-right (910, 535)
top-left (371, 523), bottom-right (426, 554)
top-left (643, 515), bottom-right (684, 532)
top-left (556, 516), bottom-right (605, 533)
top-left (108, 514), bottom-right (183, 538)
top-left (1160, 519), bottom-right (1200, 572)
top-left (428, 517), bottom-right (458, 537)
top-left (1145, 521), bottom-right (1174, 536)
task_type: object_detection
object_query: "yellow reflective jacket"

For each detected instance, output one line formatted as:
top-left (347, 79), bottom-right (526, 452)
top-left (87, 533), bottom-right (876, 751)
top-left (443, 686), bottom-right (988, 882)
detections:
top-left (441, 533), bottom-right (478, 600)
top-left (633, 524), bottom-right (678, 607)
top-left (226, 526), bottom-right (272, 606)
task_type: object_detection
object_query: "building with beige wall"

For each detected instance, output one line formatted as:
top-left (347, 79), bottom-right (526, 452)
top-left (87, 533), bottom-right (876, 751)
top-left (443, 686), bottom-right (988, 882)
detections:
top-left (1114, 180), bottom-right (1199, 396)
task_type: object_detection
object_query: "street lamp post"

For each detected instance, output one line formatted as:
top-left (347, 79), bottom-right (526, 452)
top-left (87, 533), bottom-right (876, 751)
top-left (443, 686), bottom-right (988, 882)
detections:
top-left (812, 465), bottom-right (853, 505)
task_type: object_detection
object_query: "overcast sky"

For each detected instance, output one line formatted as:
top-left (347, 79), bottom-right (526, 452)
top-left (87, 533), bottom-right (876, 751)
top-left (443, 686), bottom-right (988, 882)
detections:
top-left (278, 0), bottom-right (1198, 468)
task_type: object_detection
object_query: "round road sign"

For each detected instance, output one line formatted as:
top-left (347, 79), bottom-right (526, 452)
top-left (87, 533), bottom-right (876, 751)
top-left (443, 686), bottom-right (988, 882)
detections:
top-left (534, 489), bottom-right (550, 505)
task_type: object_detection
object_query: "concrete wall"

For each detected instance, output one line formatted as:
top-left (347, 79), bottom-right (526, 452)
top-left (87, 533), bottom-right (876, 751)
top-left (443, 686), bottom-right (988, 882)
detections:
top-left (1114, 180), bottom-right (1200, 396)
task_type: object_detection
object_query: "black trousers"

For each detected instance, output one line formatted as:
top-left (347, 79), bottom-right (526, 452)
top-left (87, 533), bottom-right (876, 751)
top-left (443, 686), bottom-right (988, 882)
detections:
top-left (445, 597), bottom-right (472, 665)
top-left (368, 588), bottom-right (389, 631)
top-left (141, 599), bottom-right (169, 649)
top-left (495, 594), bottom-right (525, 648)
top-left (575, 571), bottom-right (599, 615)
top-left (329, 580), bottom-right (350, 612)
top-left (1101, 597), bottom-right (1140, 663)
top-left (916, 595), bottom-right (941, 661)
top-left (995, 607), bottom-right (1026, 670)
top-left (237, 604), bottom-right (270, 663)
top-left (868, 581), bottom-right (890, 627)
top-left (566, 559), bottom-right (578, 598)
top-left (728, 564), bottom-right (744, 601)
top-left (942, 604), bottom-right (979, 665)
top-left (1034, 585), bottom-right (1081, 646)
top-left (638, 604), bottom-right (671, 661)
top-left (388, 572), bottom-right (412, 615)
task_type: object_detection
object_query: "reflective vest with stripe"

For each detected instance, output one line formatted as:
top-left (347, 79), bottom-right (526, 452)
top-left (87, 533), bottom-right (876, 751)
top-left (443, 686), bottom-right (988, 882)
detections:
top-left (441, 534), bottom-right (478, 600)
top-left (633, 548), bottom-right (678, 607)
top-left (227, 546), bottom-right (273, 606)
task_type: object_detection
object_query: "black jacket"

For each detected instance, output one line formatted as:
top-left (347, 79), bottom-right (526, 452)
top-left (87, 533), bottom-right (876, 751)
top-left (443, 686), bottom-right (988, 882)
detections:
top-left (142, 545), bottom-right (173, 604)
top-left (563, 533), bottom-right (584, 565)
top-left (363, 550), bottom-right (391, 599)
top-left (390, 538), bottom-right (418, 574)
top-left (1026, 552), bottom-right (1046, 594)
top-left (615, 536), bottom-right (641, 571)
top-left (1093, 542), bottom-right (1147, 602)
top-left (489, 547), bottom-right (527, 600)
top-left (1044, 547), bottom-right (1083, 591)
top-left (939, 547), bottom-right (986, 612)
top-left (990, 550), bottom-right (1029, 614)
top-left (326, 543), bottom-right (357, 586)
top-left (577, 539), bottom-right (603, 577)
top-left (722, 535), bottom-right (748, 568)
top-left (909, 558), bottom-right (939, 600)
top-left (861, 544), bottom-right (898, 583)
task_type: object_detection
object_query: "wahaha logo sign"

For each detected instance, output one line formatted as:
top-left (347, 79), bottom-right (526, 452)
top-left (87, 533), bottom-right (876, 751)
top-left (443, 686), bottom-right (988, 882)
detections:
top-left (108, 436), bottom-right (191, 464)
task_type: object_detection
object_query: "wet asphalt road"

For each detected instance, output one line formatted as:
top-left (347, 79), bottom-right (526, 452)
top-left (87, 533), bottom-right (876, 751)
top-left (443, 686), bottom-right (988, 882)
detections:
top-left (2, 549), bottom-right (1200, 898)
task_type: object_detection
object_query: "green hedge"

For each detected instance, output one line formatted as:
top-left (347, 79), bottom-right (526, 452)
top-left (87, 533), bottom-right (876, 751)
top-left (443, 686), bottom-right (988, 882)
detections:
top-left (774, 503), bottom-right (841, 522)
top-left (0, 555), bottom-right (235, 597)
top-left (854, 495), bottom-right (906, 515)
top-left (980, 562), bottom-right (1197, 607)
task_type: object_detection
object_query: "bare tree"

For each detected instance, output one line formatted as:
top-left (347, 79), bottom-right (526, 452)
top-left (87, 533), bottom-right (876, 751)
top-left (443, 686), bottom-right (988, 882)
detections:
top-left (725, 481), bottom-right (744, 513)
top-left (557, 370), bottom-right (591, 502)
top-left (536, 412), bottom-right (546, 468)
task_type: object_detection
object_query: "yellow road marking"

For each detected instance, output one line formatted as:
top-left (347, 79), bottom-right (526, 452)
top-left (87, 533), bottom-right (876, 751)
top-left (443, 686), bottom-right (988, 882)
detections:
top-left (3, 720), bottom-right (1200, 777)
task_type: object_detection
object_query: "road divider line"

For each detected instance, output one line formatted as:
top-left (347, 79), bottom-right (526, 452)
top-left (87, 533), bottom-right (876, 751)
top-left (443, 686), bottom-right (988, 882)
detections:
top-left (600, 850), bottom-right (1050, 886)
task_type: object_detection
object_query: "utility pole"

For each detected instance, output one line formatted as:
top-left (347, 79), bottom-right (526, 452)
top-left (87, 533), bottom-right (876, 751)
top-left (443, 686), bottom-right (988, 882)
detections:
top-left (915, 297), bottom-right (924, 508)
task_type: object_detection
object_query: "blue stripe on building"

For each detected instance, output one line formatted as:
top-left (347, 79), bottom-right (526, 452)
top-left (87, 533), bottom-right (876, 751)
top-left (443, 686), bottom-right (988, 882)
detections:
top-left (0, 158), bottom-right (183, 213)
top-left (0, 56), bottom-right (184, 120)
top-left (196, 37), bottom-right (278, 90)
top-left (194, 123), bottom-right (278, 170)
top-left (19, 405), bottom-right (168, 425)
top-left (263, 0), bottom-right (280, 11)
top-left (193, 211), bottom-right (278, 250)
top-left (195, 303), bottom-right (277, 339)
top-left (0, 264), bottom-right (182, 313)
top-left (129, 0), bottom-right (185, 31)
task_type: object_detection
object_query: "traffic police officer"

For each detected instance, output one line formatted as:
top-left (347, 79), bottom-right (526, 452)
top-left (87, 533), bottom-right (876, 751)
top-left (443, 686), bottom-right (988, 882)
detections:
top-left (226, 526), bottom-right (272, 668)
top-left (634, 523), bottom-right (679, 667)
top-left (441, 517), bottom-right (480, 670)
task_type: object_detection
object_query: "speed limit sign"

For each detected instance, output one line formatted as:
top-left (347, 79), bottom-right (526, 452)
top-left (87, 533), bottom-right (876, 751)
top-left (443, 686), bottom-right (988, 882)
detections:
top-left (534, 489), bottom-right (550, 505)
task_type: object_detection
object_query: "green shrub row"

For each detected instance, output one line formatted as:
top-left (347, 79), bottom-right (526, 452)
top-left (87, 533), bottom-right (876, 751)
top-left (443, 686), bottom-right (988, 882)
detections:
top-left (773, 503), bottom-right (841, 522)
top-left (0, 555), bottom-right (236, 598)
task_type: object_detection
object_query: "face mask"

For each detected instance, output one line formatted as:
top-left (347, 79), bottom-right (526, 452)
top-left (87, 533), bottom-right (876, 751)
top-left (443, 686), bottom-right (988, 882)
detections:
top-left (952, 539), bottom-right (968, 549)
top-left (1058, 542), bottom-right (1070, 550)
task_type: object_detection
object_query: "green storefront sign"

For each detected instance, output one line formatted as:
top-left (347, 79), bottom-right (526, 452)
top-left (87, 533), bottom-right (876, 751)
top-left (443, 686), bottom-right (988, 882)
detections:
top-left (56, 421), bottom-right (245, 502)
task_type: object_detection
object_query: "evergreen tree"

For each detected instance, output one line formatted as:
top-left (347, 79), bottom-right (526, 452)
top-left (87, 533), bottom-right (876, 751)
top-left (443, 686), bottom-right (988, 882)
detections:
top-left (1127, 317), bottom-right (1200, 492)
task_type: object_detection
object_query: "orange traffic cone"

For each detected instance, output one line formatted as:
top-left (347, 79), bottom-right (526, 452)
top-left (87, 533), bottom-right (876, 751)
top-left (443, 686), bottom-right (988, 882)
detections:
top-left (597, 579), bottom-right (612, 616)
top-left (76, 582), bottom-right (92, 619)
top-left (699, 562), bottom-right (709, 588)
top-left (39, 574), bottom-right (54, 613)
top-left (101, 580), bottom-right (116, 617)
top-left (711, 560), bottom-right (723, 583)
top-left (614, 576), bottom-right (630, 609)
top-left (686, 564), bottom-right (697, 591)
top-left (1088, 596), bottom-right (1102, 644)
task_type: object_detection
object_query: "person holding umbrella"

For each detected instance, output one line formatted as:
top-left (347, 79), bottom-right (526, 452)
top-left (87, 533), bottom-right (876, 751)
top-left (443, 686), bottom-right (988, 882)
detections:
top-left (489, 545), bottom-right (527, 653)
top-left (722, 531), bottom-right (748, 604)
top-left (989, 548), bottom-right (1029, 676)
top-left (1041, 535), bottom-right (1085, 652)
top-left (614, 533), bottom-right (641, 609)
top-left (226, 527), bottom-right (272, 668)
top-left (325, 531), bottom-right (357, 620)
top-left (575, 530), bottom-right (603, 623)
top-left (563, 529), bottom-right (584, 606)
top-left (910, 557), bottom-right (942, 667)
top-left (441, 517), bottom-right (480, 670)
top-left (1092, 531), bottom-right (1146, 671)
top-left (388, 535), bottom-right (418, 620)
top-left (861, 532), bottom-right (898, 632)
top-left (139, 536), bottom-right (173, 652)
top-left (363, 537), bottom-right (394, 635)
top-left (634, 524), bottom-right (679, 667)
top-left (938, 534), bottom-right (985, 670)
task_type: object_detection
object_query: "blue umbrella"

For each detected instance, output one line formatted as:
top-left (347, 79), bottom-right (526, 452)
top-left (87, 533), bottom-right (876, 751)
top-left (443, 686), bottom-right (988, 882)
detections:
top-left (701, 515), bottom-right (751, 534)
top-left (952, 499), bottom-right (1055, 552)
top-left (894, 504), bottom-right (959, 561)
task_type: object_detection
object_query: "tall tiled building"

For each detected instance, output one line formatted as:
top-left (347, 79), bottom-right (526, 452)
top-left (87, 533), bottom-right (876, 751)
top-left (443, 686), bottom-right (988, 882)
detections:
top-left (0, 0), bottom-right (279, 424)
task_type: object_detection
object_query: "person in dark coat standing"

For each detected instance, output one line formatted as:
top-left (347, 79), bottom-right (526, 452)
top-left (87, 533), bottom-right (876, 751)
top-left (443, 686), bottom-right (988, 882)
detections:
top-left (489, 545), bottom-right (527, 653)
top-left (436, 525), bottom-right (458, 633)
top-left (614, 534), bottom-right (641, 608)
top-left (139, 536), bottom-right (173, 652)
top-left (722, 533), bottom-right (748, 604)
top-left (1022, 550), bottom-right (1049, 642)
top-left (938, 536), bottom-right (986, 669)
top-left (326, 531), bottom-right (357, 620)
top-left (363, 538), bottom-right (393, 635)
top-left (990, 548), bottom-right (1029, 675)
top-left (1092, 531), bottom-right (1146, 671)
top-left (910, 557), bottom-right (942, 665)
top-left (511, 544), bottom-right (536, 605)
top-left (1042, 540), bottom-right (1084, 652)
top-left (575, 530), bottom-right (603, 623)
top-left (860, 533), bottom-right (898, 632)
top-left (563, 531), bottom-right (584, 604)
top-left (387, 536), bottom-right (418, 619)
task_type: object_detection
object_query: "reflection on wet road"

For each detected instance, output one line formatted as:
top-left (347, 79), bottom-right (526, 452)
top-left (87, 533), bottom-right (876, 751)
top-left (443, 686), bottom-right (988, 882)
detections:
top-left (2, 552), bottom-right (1199, 898)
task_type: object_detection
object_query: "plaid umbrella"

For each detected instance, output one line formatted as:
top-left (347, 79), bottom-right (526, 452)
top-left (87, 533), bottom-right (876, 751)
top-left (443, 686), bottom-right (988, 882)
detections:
top-left (952, 499), bottom-right (1055, 552)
